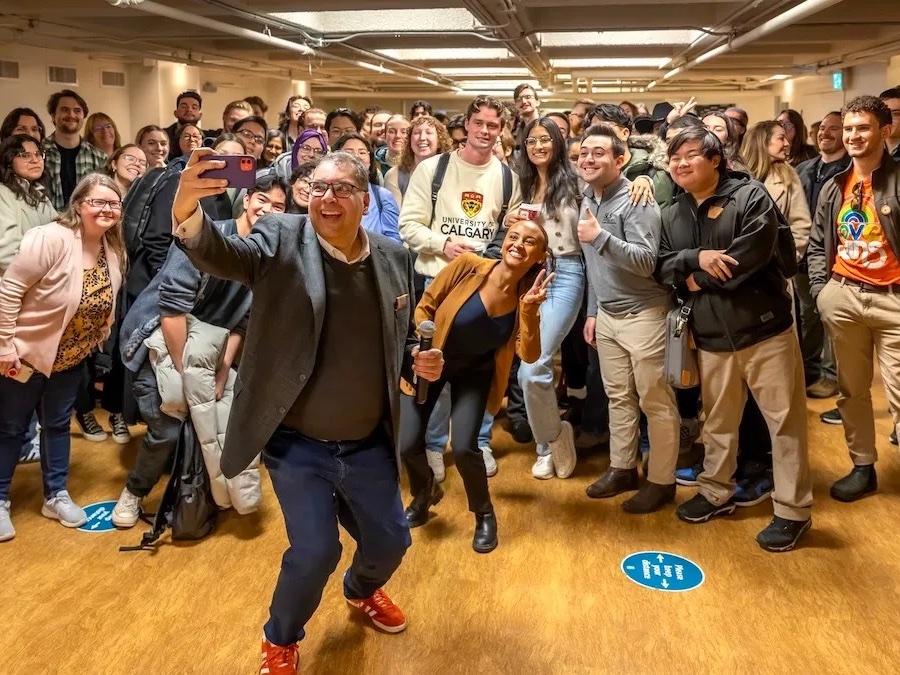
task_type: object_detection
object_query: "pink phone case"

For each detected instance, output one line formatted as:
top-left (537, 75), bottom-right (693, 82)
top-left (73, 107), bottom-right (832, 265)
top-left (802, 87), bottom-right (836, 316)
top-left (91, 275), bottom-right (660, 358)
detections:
top-left (202, 154), bottom-right (257, 189)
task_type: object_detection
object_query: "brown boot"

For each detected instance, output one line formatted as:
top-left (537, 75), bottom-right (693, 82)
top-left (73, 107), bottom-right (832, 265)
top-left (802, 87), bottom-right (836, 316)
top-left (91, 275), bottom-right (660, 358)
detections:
top-left (622, 481), bottom-right (676, 514)
top-left (585, 467), bottom-right (639, 499)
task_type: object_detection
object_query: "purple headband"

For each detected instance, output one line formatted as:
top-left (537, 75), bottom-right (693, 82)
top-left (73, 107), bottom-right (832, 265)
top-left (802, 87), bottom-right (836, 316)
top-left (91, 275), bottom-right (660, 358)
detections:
top-left (291, 129), bottom-right (328, 169)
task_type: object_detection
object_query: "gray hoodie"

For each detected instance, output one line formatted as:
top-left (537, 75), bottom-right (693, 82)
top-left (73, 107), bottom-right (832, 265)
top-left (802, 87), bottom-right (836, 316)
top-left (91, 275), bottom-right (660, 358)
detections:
top-left (582, 175), bottom-right (672, 317)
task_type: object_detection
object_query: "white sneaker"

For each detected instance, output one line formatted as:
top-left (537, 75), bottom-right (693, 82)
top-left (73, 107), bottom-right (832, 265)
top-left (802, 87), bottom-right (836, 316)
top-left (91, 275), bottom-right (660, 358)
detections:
top-left (481, 446), bottom-right (498, 477)
top-left (426, 450), bottom-right (446, 482)
top-left (550, 421), bottom-right (577, 479)
top-left (109, 413), bottom-right (132, 445)
top-left (112, 488), bottom-right (142, 528)
top-left (41, 490), bottom-right (87, 528)
top-left (0, 501), bottom-right (15, 542)
top-left (531, 454), bottom-right (555, 480)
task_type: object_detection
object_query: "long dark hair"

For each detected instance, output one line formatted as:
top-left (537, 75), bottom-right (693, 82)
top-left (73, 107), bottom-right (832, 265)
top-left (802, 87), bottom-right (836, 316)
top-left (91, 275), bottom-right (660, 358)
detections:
top-left (332, 132), bottom-right (379, 186)
top-left (518, 117), bottom-right (580, 220)
top-left (0, 134), bottom-right (48, 208)
top-left (1, 108), bottom-right (46, 143)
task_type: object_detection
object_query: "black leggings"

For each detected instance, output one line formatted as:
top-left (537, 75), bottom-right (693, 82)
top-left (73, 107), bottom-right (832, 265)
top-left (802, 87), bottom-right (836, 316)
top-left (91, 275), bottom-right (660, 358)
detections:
top-left (400, 354), bottom-right (493, 514)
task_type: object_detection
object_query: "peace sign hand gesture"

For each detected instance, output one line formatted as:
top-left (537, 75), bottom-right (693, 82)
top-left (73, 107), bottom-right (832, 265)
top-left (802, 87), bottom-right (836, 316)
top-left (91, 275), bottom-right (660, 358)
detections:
top-left (522, 269), bottom-right (555, 305)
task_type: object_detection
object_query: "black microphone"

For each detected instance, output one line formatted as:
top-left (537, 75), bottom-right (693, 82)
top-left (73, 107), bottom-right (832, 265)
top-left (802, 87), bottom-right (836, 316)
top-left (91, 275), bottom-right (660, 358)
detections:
top-left (416, 320), bottom-right (436, 404)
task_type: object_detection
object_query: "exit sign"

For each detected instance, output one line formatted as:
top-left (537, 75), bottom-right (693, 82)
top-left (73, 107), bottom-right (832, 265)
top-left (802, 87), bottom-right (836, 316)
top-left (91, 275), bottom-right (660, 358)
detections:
top-left (832, 71), bottom-right (844, 91)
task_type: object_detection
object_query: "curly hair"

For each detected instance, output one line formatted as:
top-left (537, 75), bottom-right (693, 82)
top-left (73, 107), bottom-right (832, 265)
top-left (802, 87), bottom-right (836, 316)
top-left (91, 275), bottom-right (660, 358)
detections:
top-left (844, 95), bottom-right (892, 127)
top-left (0, 134), bottom-right (48, 208)
top-left (398, 116), bottom-right (452, 174)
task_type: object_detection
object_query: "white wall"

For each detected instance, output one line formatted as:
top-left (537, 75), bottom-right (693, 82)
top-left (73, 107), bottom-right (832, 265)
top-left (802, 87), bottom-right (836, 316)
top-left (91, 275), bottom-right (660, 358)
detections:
top-left (0, 45), bottom-right (132, 139)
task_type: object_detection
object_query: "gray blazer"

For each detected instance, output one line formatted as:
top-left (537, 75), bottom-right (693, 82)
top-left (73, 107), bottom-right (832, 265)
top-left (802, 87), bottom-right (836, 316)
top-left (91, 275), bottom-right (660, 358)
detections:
top-left (179, 212), bottom-right (419, 478)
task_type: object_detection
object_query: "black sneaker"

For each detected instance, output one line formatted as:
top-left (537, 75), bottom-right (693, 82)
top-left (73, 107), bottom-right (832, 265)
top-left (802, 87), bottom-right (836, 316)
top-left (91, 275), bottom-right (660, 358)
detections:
top-left (891, 430), bottom-right (898, 446)
top-left (75, 411), bottom-right (107, 442)
top-left (830, 465), bottom-right (877, 502)
top-left (676, 493), bottom-right (736, 524)
top-left (819, 408), bottom-right (842, 425)
top-left (756, 516), bottom-right (811, 552)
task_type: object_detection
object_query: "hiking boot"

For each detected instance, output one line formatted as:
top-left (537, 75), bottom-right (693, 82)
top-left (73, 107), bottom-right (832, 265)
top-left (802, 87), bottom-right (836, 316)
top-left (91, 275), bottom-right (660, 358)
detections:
top-left (109, 413), bottom-right (131, 445)
top-left (346, 588), bottom-right (407, 633)
top-left (41, 491), bottom-right (87, 528)
top-left (830, 465), bottom-right (877, 502)
top-left (585, 467), bottom-right (639, 499)
top-left (0, 501), bottom-right (14, 542)
top-left (806, 378), bottom-right (838, 399)
top-left (676, 493), bottom-right (736, 523)
top-left (112, 487), bottom-right (143, 528)
top-left (622, 482), bottom-right (676, 514)
top-left (404, 479), bottom-right (443, 528)
top-left (756, 516), bottom-right (811, 552)
top-left (259, 636), bottom-right (298, 675)
top-left (75, 411), bottom-right (107, 441)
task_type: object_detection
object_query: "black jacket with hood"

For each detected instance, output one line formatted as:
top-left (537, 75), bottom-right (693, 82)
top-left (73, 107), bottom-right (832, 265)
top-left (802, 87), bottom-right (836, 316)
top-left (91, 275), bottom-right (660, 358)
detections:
top-left (655, 171), bottom-right (793, 352)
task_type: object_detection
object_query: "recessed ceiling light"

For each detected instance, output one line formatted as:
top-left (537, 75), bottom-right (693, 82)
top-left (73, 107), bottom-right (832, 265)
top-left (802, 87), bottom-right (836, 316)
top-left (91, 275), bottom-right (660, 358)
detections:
top-left (550, 58), bottom-right (671, 69)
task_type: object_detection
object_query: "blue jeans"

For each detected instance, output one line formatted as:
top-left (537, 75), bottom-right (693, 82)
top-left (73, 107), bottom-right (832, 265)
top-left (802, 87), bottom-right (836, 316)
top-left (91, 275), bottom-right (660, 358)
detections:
top-left (423, 275), bottom-right (493, 451)
top-left (0, 362), bottom-right (85, 501)
top-left (262, 426), bottom-right (411, 646)
top-left (518, 256), bottom-right (585, 456)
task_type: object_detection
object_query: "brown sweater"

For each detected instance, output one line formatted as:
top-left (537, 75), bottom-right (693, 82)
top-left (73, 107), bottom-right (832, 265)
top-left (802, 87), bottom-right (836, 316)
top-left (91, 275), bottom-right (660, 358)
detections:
top-left (410, 253), bottom-right (541, 415)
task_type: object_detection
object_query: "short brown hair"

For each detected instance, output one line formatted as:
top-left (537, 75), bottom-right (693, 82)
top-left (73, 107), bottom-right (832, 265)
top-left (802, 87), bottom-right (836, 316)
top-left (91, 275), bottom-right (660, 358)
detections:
top-left (843, 95), bottom-right (892, 127)
top-left (47, 89), bottom-right (89, 117)
top-left (465, 95), bottom-right (509, 124)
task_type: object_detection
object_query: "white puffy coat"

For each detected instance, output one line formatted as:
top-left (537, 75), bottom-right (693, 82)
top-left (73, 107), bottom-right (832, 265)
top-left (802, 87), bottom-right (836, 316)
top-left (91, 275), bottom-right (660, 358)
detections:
top-left (144, 315), bottom-right (261, 514)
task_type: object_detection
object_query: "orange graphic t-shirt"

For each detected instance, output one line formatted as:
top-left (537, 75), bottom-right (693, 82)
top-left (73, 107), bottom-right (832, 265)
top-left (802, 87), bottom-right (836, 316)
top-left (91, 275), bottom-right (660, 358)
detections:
top-left (831, 171), bottom-right (900, 285)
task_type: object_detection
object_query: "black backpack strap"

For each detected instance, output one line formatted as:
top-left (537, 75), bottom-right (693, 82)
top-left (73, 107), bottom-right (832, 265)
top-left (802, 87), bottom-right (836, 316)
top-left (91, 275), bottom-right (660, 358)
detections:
top-left (428, 152), bottom-right (452, 227)
top-left (497, 162), bottom-right (513, 229)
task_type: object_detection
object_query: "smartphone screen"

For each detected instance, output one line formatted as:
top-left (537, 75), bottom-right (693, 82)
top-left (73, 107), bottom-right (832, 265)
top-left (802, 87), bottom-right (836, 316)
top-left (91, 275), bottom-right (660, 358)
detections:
top-left (202, 154), bottom-right (257, 189)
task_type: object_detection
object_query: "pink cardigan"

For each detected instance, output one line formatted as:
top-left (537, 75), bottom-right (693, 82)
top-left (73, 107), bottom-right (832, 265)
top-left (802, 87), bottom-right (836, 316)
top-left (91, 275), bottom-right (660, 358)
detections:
top-left (0, 223), bottom-right (123, 377)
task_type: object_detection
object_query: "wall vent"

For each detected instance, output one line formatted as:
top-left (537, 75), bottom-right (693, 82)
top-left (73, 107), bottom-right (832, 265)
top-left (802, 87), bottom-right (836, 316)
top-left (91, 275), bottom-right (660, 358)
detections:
top-left (0, 60), bottom-right (19, 79)
top-left (101, 70), bottom-right (126, 88)
top-left (48, 65), bottom-right (78, 85)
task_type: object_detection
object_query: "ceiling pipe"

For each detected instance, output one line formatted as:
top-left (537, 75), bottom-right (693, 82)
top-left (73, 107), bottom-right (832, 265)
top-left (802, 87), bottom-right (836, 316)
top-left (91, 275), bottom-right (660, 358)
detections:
top-left (663, 0), bottom-right (845, 81)
top-left (106, 0), bottom-right (456, 89)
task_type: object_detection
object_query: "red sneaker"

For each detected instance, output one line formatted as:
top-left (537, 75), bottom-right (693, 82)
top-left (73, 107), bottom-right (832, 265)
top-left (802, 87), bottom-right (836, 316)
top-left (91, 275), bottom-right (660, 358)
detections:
top-left (346, 588), bottom-right (407, 633)
top-left (259, 637), bottom-right (299, 675)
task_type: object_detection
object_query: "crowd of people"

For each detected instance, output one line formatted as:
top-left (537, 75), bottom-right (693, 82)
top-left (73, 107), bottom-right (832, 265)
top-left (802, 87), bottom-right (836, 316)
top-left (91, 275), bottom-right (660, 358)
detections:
top-left (1, 81), bottom-right (899, 674)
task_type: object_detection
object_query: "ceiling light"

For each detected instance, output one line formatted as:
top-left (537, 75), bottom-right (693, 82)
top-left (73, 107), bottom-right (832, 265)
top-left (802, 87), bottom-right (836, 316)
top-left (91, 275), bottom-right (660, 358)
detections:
top-left (550, 58), bottom-right (671, 69)
top-left (271, 9), bottom-right (483, 33)
top-left (377, 48), bottom-right (511, 61)
top-left (354, 61), bottom-right (394, 75)
top-left (416, 76), bottom-right (440, 86)
top-left (647, 80), bottom-right (657, 90)
top-left (767, 74), bottom-right (791, 81)
top-left (432, 67), bottom-right (531, 77)
top-left (540, 30), bottom-right (705, 47)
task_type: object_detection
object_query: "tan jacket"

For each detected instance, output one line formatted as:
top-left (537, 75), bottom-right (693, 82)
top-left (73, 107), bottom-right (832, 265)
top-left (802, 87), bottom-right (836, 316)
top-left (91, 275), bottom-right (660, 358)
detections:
top-left (410, 253), bottom-right (541, 415)
top-left (0, 223), bottom-right (123, 376)
top-left (764, 165), bottom-right (812, 260)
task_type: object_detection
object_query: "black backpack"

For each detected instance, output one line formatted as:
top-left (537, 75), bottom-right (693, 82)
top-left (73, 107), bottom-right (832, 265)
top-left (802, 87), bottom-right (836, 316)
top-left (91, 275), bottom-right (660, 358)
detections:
top-left (773, 206), bottom-right (799, 279)
top-left (122, 156), bottom-right (190, 258)
top-left (120, 420), bottom-right (217, 551)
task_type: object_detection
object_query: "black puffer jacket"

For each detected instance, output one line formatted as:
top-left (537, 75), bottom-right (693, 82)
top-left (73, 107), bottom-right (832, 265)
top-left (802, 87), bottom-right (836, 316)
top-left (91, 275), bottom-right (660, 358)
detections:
top-left (655, 171), bottom-right (792, 352)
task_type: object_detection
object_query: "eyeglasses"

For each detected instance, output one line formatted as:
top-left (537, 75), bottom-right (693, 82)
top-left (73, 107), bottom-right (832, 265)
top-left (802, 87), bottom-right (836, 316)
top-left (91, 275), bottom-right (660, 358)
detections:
top-left (180, 133), bottom-right (203, 142)
top-left (84, 198), bottom-right (122, 211)
top-left (15, 150), bottom-right (45, 161)
top-left (524, 136), bottom-right (553, 147)
top-left (298, 144), bottom-right (326, 157)
top-left (851, 181), bottom-right (864, 212)
top-left (93, 123), bottom-right (114, 133)
top-left (343, 148), bottom-right (370, 157)
top-left (308, 181), bottom-right (365, 198)
top-left (516, 94), bottom-right (536, 102)
top-left (237, 128), bottom-right (265, 145)
top-left (780, 121), bottom-right (795, 130)
top-left (121, 153), bottom-right (148, 168)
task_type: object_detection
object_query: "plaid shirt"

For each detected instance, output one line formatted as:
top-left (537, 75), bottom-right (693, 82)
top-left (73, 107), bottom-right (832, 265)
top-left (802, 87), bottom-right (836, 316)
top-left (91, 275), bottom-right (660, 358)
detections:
top-left (41, 134), bottom-right (108, 210)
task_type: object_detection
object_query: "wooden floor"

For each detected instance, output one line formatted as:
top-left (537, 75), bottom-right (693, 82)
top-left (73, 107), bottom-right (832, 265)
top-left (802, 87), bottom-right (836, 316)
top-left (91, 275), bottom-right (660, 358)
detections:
top-left (2, 390), bottom-right (900, 675)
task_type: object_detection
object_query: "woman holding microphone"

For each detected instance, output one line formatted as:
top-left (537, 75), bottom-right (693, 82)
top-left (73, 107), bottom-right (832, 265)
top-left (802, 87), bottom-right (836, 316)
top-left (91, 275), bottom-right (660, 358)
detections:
top-left (400, 221), bottom-right (552, 553)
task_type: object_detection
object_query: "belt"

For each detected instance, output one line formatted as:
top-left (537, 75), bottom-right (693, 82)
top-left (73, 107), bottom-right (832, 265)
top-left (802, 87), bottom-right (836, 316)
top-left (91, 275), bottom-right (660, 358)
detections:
top-left (831, 273), bottom-right (900, 293)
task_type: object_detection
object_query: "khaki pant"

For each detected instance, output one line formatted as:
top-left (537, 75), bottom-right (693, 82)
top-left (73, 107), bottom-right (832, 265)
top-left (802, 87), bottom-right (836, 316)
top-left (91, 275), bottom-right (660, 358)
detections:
top-left (697, 329), bottom-right (812, 520)
top-left (595, 305), bottom-right (679, 485)
top-left (817, 278), bottom-right (900, 466)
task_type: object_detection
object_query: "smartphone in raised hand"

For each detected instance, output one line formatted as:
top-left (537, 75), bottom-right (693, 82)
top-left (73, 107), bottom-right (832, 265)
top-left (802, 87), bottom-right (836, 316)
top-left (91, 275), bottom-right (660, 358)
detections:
top-left (201, 154), bottom-right (257, 189)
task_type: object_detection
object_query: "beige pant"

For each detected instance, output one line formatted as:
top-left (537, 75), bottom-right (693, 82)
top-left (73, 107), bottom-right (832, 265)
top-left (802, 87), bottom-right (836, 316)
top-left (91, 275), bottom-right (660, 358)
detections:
top-left (817, 278), bottom-right (900, 466)
top-left (595, 305), bottom-right (679, 485)
top-left (698, 329), bottom-right (812, 520)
